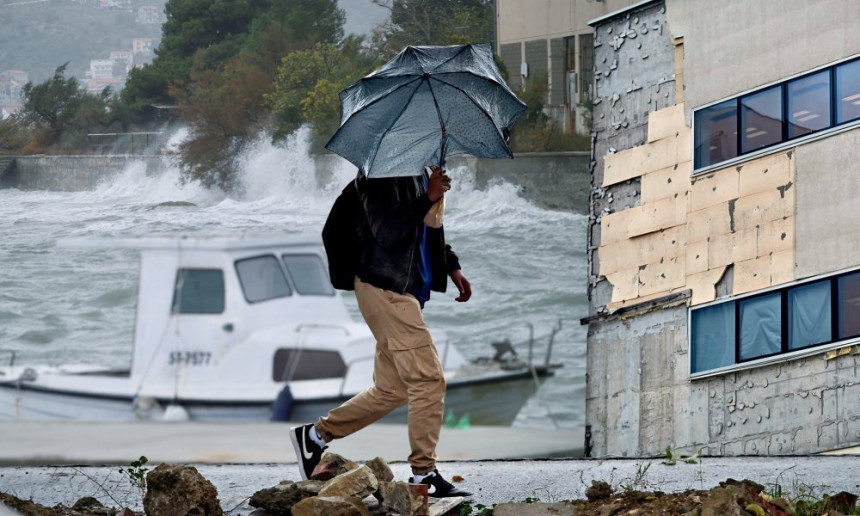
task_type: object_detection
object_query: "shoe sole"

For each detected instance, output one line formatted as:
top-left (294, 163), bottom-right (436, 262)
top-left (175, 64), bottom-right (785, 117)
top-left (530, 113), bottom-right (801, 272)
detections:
top-left (289, 427), bottom-right (309, 481)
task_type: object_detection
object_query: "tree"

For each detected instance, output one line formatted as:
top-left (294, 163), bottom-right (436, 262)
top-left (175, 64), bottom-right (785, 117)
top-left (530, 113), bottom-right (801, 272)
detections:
top-left (267, 38), bottom-right (380, 153)
top-left (170, 52), bottom-right (272, 190)
top-left (126, 0), bottom-right (348, 189)
top-left (371, 0), bottom-right (493, 57)
top-left (19, 64), bottom-right (84, 147)
top-left (506, 74), bottom-right (589, 152)
top-left (122, 0), bottom-right (345, 117)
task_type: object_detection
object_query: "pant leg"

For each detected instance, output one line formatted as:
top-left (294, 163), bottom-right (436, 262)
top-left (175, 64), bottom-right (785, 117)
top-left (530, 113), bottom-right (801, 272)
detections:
top-left (316, 279), bottom-right (409, 440)
top-left (316, 278), bottom-right (445, 475)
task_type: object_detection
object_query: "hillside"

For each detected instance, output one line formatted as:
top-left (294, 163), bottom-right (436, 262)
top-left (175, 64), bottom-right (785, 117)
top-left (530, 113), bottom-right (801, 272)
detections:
top-left (0, 0), bottom-right (164, 83)
top-left (0, 0), bottom-right (385, 87)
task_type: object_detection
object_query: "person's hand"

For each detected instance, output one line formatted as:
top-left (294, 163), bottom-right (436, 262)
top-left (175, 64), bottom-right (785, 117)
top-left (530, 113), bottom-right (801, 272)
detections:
top-left (450, 269), bottom-right (471, 302)
top-left (426, 165), bottom-right (451, 203)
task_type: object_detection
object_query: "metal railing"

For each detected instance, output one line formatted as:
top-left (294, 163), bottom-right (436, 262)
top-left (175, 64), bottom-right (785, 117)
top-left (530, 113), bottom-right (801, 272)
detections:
top-left (86, 132), bottom-right (163, 155)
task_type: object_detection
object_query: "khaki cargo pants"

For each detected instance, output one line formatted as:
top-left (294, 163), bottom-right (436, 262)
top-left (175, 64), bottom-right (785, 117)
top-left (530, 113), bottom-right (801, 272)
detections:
top-left (315, 277), bottom-right (446, 475)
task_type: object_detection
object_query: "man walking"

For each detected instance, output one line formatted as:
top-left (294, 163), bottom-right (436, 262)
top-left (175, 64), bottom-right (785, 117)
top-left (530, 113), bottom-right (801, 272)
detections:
top-left (291, 165), bottom-right (472, 498)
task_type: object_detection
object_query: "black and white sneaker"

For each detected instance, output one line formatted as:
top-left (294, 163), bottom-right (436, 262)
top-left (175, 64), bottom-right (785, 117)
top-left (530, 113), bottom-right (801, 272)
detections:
top-left (289, 424), bottom-right (327, 480)
top-left (409, 469), bottom-right (473, 498)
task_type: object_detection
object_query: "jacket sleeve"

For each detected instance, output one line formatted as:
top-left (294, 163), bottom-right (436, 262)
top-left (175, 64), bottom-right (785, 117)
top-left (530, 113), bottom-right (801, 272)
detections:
top-left (361, 177), bottom-right (433, 249)
top-left (444, 242), bottom-right (461, 274)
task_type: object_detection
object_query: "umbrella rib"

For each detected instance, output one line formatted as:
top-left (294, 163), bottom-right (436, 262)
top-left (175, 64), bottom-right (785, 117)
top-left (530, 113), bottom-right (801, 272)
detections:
top-left (365, 77), bottom-right (427, 175)
top-left (425, 77), bottom-right (448, 166)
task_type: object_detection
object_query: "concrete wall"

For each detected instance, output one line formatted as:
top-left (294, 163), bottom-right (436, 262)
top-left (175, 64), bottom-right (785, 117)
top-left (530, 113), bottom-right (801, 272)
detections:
top-left (8, 156), bottom-right (166, 191)
top-left (496, 0), bottom-right (640, 43)
top-left (666, 0), bottom-right (860, 124)
top-left (585, 0), bottom-right (860, 458)
top-left (795, 130), bottom-right (860, 279)
top-left (587, 304), bottom-right (860, 457)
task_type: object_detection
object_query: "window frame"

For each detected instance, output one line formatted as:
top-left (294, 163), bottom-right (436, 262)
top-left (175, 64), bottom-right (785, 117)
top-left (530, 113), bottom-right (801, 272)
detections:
top-left (693, 54), bottom-right (860, 175)
top-left (689, 268), bottom-right (860, 379)
top-left (280, 253), bottom-right (336, 297)
top-left (234, 254), bottom-right (293, 304)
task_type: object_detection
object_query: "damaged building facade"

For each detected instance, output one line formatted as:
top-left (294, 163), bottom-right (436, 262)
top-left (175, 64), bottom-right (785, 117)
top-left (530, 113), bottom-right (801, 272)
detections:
top-left (584, 0), bottom-right (860, 457)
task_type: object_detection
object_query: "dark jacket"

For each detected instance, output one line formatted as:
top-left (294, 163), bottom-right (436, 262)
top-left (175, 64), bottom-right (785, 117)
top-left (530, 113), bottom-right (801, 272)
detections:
top-left (355, 172), bottom-right (460, 295)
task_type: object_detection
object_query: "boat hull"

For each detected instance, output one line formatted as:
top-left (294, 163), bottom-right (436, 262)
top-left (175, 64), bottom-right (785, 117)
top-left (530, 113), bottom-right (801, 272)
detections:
top-left (0, 370), bottom-right (547, 426)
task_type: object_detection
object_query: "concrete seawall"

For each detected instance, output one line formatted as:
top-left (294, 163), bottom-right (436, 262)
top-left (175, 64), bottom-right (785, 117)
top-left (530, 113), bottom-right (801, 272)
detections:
top-left (318, 151), bottom-right (592, 213)
top-left (0, 155), bottom-right (168, 192)
top-left (1, 152), bottom-right (591, 212)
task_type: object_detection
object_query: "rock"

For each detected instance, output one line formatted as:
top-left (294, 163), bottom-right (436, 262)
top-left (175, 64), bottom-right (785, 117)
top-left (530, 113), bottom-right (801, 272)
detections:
top-left (249, 482), bottom-right (320, 516)
top-left (378, 481), bottom-right (425, 516)
top-left (152, 201), bottom-right (198, 208)
top-left (143, 464), bottom-right (223, 516)
top-left (719, 478), bottom-right (765, 494)
top-left (73, 497), bottom-right (106, 511)
top-left (115, 509), bottom-right (136, 516)
top-left (698, 486), bottom-right (750, 516)
top-left (311, 452), bottom-right (359, 481)
top-left (364, 457), bottom-right (394, 483)
top-left (291, 495), bottom-right (371, 516)
top-left (494, 501), bottom-right (576, 515)
top-left (318, 465), bottom-right (378, 500)
top-left (825, 491), bottom-right (858, 514)
top-left (586, 480), bottom-right (614, 501)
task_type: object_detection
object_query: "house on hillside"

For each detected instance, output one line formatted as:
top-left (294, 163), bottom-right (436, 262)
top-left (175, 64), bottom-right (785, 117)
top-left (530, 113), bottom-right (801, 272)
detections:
top-left (583, 0), bottom-right (860, 457)
top-left (0, 70), bottom-right (27, 119)
top-left (494, 0), bottom-right (639, 135)
top-left (133, 38), bottom-right (154, 65)
top-left (136, 5), bottom-right (165, 24)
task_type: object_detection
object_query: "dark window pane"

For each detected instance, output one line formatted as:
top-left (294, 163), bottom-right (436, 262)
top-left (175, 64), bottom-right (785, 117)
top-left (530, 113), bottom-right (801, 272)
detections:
top-left (272, 349), bottom-right (346, 381)
top-left (838, 272), bottom-right (860, 338)
top-left (787, 71), bottom-right (831, 139)
top-left (739, 292), bottom-right (782, 360)
top-left (694, 99), bottom-right (738, 169)
top-left (235, 255), bottom-right (291, 303)
top-left (172, 269), bottom-right (224, 314)
top-left (788, 280), bottom-right (832, 349)
top-left (282, 254), bottom-right (335, 296)
top-left (741, 86), bottom-right (783, 153)
top-left (691, 302), bottom-right (735, 373)
top-left (836, 59), bottom-right (860, 124)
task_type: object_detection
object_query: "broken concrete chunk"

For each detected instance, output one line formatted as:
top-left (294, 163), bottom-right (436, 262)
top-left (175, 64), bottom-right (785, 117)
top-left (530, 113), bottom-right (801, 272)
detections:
top-left (319, 465), bottom-right (379, 500)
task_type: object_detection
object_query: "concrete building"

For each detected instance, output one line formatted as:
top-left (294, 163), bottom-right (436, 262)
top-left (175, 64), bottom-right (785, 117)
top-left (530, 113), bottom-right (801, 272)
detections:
top-left (584, 0), bottom-right (860, 457)
top-left (494, 0), bottom-right (640, 135)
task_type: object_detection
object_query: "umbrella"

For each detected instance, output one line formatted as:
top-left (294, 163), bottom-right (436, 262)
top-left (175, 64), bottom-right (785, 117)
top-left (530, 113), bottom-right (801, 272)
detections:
top-left (325, 43), bottom-right (526, 178)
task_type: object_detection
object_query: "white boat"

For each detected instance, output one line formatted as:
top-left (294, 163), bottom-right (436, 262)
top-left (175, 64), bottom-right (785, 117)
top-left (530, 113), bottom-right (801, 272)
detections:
top-left (0, 235), bottom-right (559, 424)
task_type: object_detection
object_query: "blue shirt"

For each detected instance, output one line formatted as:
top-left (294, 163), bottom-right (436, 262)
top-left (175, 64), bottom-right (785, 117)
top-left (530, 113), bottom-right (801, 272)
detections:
top-left (410, 175), bottom-right (434, 307)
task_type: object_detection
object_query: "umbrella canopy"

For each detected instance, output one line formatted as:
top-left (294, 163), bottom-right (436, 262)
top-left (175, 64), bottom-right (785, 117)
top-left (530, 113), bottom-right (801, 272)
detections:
top-left (325, 44), bottom-right (526, 178)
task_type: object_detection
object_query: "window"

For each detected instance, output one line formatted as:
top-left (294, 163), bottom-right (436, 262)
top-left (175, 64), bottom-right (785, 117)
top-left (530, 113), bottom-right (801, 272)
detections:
top-left (272, 348), bottom-right (346, 381)
top-left (693, 57), bottom-right (860, 172)
top-left (837, 271), bottom-right (860, 339)
top-left (282, 254), bottom-right (334, 296)
top-left (836, 59), bottom-right (860, 124)
top-left (235, 255), bottom-right (291, 303)
top-left (694, 99), bottom-right (738, 169)
top-left (738, 292), bottom-right (781, 361)
top-left (788, 280), bottom-right (831, 349)
top-left (787, 71), bottom-right (831, 139)
top-left (691, 302), bottom-right (734, 374)
top-left (172, 269), bottom-right (224, 314)
top-left (690, 269), bottom-right (860, 376)
top-left (740, 86), bottom-right (783, 153)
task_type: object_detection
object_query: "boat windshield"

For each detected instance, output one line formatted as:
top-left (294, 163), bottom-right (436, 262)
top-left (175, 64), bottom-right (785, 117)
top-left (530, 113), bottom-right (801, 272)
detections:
top-left (282, 254), bottom-right (335, 296)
